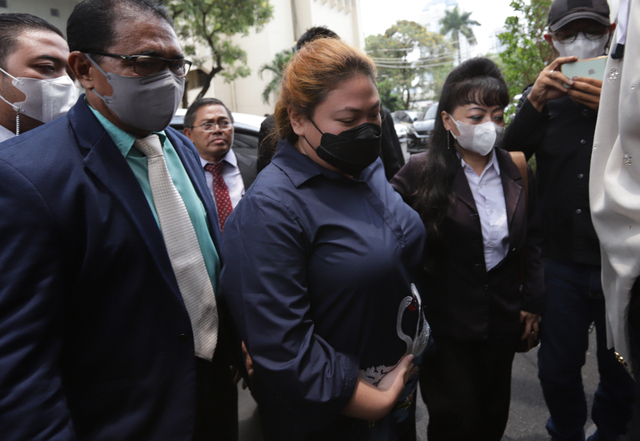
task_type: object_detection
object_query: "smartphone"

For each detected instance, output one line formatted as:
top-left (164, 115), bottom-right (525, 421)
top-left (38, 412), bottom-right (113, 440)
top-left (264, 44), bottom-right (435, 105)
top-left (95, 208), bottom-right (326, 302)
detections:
top-left (561, 56), bottom-right (607, 83)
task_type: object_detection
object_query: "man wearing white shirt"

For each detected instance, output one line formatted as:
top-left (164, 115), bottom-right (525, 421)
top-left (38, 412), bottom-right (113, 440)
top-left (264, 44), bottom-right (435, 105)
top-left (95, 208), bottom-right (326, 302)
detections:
top-left (184, 98), bottom-right (257, 232)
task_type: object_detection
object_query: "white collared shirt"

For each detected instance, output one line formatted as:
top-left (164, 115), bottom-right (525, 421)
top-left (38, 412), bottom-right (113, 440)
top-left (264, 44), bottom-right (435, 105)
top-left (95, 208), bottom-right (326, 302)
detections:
top-left (461, 151), bottom-right (509, 271)
top-left (200, 149), bottom-right (245, 210)
top-left (0, 124), bottom-right (16, 143)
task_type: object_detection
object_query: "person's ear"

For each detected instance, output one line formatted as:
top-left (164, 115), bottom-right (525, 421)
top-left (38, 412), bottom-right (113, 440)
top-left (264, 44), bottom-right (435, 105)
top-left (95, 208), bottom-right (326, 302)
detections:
top-left (68, 51), bottom-right (94, 90)
top-left (441, 111), bottom-right (453, 132)
top-left (183, 127), bottom-right (193, 140)
top-left (289, 108), bottom-right (307, 137)
top-left (544, 33), bottom-right (556, 51)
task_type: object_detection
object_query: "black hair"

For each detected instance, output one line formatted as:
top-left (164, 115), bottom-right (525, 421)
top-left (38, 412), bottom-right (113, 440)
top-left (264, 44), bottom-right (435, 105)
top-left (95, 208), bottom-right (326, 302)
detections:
top-left (413, 57), bottom-right (509, 273)
top-left (0, 13), bottom-right (64, 69)
top-left (296, 26), bottom-right (339, 51)
top-left (184, 97), bottom-right (234, 129)
top-left (67, 0), bottom-right (172, 54)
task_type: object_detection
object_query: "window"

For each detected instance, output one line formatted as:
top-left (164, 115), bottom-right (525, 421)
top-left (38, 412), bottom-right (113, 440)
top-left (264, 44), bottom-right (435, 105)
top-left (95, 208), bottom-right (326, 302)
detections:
top-left (0, 1), bottom-right (7, 8)
top-left (50, 8), bottom-right (59, 17)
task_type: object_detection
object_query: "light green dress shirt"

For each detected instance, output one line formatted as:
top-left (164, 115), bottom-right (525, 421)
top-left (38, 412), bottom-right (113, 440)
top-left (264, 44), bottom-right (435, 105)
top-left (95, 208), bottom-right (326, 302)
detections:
top-left (89, 106), bottom-right (221, 295)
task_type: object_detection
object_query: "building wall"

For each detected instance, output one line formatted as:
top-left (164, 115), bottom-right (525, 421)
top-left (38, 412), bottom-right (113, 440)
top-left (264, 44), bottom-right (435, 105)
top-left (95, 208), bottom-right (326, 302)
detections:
top-left (0, 0), bottom-right (78, 36)
top-left (207, 0), bottom-right (362, 116)
top-left (2, 0), bottom-right (361, 117)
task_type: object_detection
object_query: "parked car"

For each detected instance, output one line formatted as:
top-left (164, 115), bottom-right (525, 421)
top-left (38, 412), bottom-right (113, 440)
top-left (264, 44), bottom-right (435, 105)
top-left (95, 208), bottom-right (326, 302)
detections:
top-left (392, 114), bottom-right (419, 157)
top-left (392, 109), bottom-right (421, 124)
top-left (412, 104), bottom-right (438, 152)
top-left (170, 108), bottom-right (265, 157)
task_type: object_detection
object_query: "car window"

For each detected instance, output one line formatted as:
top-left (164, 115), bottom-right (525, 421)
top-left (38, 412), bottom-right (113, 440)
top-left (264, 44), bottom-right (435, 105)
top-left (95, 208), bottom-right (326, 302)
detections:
top-left (424, 105), bottom-right (438, 120)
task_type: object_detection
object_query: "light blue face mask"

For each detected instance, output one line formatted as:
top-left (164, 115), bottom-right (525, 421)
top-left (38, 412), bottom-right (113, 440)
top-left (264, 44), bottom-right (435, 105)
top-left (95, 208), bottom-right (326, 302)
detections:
top-left (86, 54), bottom-right (184, 132)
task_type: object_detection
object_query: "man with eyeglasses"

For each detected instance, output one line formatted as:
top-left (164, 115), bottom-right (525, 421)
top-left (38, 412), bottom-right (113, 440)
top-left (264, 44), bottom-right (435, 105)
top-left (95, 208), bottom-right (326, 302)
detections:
top-left (0, 1), bottom-right (237, 440)
top-left (501, 0), bottom-right (635, 440)
top-left (184, 98), bottom-right (257, 233)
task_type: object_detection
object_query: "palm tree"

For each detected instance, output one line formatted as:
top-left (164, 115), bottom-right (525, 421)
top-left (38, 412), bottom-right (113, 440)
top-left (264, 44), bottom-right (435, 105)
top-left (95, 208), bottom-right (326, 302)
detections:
top-left (259, 49), bottom-right (294, 105)
top-left (439, 6), bottom-right (480, 64)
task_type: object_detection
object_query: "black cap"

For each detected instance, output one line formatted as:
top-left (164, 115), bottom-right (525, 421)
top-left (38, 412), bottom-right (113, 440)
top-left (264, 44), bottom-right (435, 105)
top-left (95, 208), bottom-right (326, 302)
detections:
top-left (548, 0), bottom-right (610, 32)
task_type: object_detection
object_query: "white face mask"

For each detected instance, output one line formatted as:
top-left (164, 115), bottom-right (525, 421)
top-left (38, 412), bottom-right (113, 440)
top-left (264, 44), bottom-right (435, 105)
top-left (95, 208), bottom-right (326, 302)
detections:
top-left (553, 34), bottom-right (610, 60)
top-left (0, 68), bottom-right (78, 127)
top-left (448, 114), bottom-right (504, 157)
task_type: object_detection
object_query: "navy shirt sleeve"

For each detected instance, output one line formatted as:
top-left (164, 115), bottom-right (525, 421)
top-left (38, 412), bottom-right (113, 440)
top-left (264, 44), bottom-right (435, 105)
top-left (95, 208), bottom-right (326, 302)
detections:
top-left (220, 185), bottom-right (359, 432)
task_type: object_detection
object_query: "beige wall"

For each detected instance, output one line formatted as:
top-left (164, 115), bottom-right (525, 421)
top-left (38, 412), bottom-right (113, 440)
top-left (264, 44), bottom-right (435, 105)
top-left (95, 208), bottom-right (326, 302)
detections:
top-left (3, 0), bottom-right (362, 117)
top-left (206, 0), bottom-right (362, 116)
top-left (0, 0), bottom-right (79, 36)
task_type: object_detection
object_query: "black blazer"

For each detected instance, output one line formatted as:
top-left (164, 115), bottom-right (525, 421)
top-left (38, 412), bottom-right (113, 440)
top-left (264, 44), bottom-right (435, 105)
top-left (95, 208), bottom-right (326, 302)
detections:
top-left (391, 148), bottom-right (545, 340)
top-left (235, 150), bottom-right (258, 190)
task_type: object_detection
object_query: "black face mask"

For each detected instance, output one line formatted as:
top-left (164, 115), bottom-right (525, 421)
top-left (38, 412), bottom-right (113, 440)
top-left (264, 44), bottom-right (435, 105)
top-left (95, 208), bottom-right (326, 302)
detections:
top-left (305, 119), bottom-right (382, 176)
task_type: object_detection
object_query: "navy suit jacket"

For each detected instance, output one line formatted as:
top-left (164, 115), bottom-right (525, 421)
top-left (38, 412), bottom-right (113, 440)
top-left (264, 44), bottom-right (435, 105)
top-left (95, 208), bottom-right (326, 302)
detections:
top-left (0, 97), bottom-right (223, 440)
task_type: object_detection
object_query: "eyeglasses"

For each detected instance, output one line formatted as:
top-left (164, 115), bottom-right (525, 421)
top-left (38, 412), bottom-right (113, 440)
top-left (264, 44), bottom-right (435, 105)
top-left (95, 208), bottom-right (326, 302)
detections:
top-left (87, 51), bottom-right (192, 77)
top-left (193, 121), bottom-right (233, 132)
top-left (553, 28), bottom-right (609, 44)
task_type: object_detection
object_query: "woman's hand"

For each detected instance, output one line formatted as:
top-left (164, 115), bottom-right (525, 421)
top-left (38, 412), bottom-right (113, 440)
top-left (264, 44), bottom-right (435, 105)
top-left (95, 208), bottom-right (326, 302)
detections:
top-left (520, 311), bottom-right (541, 351)
top-left (232, 341), bottom-right (254, 390)
top-left (341, 354), bottom-right (414, 421)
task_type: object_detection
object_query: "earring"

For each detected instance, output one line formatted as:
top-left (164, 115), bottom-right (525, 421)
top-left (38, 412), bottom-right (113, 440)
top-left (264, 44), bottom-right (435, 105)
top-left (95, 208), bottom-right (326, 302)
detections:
top-left (447, 131), bottom-right (450, 150)
top-left (15, 112), bottom-right (19, 136)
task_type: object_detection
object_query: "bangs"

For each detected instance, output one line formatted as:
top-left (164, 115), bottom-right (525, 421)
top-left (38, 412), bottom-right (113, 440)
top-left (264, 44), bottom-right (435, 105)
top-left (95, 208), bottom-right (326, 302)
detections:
top-left (451, 76), bottom-right (509, 109)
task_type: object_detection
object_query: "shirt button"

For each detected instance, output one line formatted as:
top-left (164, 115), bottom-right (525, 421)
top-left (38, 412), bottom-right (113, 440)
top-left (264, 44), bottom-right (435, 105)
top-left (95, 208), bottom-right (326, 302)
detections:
top-left (576, 209), bottom-right (582, 214)
top-left (578, 173), bottom-right (584, 179)
top-left (580, 139), bottom-right (587, 144)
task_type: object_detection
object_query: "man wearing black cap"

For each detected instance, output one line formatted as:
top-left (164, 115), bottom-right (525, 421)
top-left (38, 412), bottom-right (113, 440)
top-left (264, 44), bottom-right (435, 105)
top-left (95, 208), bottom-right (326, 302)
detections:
top-left (502, 0), bottom-right (635, 440)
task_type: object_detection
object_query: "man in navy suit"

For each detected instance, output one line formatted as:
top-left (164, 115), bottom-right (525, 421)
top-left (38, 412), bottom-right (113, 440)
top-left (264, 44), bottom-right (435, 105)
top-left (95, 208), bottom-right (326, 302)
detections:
top-left (0, 0), bottom-right (234, 439)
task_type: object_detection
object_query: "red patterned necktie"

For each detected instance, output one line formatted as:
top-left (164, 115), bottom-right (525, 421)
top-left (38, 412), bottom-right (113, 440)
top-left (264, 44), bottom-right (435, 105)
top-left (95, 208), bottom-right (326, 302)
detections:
top-left (205, 162), bottom-right (233, 233)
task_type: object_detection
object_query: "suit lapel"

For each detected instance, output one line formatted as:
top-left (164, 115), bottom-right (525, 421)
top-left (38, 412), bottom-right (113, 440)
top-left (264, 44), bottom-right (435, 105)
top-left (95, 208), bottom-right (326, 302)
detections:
top-left (454, 166), bottom-right (478, 212)
top-left (497, 150), bottom-right (523, 229)
top-left (235, 152), bottom-right (257, 190)
top-left (70, 99), bottom-right (181, 293)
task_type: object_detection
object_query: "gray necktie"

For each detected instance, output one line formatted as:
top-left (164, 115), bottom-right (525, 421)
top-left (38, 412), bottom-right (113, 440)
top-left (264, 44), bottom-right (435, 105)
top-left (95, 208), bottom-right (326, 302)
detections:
top-left (134, 134), bottom-right (218, 360)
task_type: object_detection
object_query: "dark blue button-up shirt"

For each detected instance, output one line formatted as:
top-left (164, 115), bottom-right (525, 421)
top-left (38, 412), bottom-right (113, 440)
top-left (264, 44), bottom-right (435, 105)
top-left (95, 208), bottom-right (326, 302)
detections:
top-left (221, 140), bottom-right (426, 440)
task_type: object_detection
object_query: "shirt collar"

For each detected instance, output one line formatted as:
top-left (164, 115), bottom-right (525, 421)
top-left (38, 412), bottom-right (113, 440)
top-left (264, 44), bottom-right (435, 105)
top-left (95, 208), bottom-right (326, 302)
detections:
top-left (459, 148), bottom-right (501, 177)
top-left (271, 139), bottom-right (351, 188)
top-left (0, 124), bottom-right (15, 142)
top-left (199, 148), bottom-right (237, 169)
top-left (87, 102), bottom-right (167, 156)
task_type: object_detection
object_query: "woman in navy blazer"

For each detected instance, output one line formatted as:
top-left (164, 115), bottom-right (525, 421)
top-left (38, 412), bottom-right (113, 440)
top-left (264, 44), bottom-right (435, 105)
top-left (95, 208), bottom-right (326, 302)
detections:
top-left (391, 58), bottom-right (545, 441)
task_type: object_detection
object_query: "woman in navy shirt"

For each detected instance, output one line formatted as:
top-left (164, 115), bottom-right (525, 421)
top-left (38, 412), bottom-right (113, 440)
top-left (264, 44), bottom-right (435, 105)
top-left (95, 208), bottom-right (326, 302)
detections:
top-left (220, 38), bottom-right (427, 440)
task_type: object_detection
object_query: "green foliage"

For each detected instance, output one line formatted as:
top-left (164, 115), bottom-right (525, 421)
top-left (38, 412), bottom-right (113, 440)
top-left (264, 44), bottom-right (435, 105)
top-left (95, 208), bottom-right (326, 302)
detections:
top-left (498, 0), bottom-right (554, 102)
top-left (439, 6), bottom-right (480, 64)
top-left (259, 48), bottom-right (294, 105)
top-left (377, 78), bottom-right (403, 112)
top-left (164, 0), bottom-right (274, 105)
top-left (366, 20), bottom-right (453, 110)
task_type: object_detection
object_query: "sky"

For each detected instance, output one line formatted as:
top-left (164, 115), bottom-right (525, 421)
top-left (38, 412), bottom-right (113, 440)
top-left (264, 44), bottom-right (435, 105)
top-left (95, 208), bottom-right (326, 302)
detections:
top-left (361, 0), bottom-right (621, 55)
top-left (361, 0), bottom-right (521, 55)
